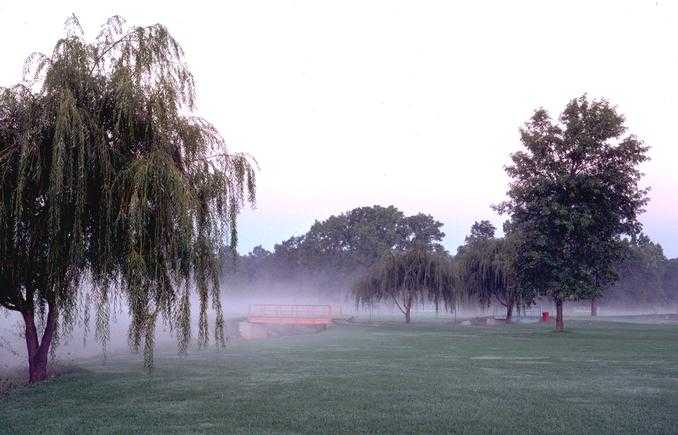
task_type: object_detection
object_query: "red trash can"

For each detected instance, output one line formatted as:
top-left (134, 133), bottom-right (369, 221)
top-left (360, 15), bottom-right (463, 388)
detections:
top-left (541, 311), bottom-right (550, 322)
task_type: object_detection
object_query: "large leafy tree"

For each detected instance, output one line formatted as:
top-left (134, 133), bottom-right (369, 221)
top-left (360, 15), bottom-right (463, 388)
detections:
top-left (301, 206), bottom-right (445, 270)
top-left (0, 16), bottom-right (256, 382)
top-left (497, 96), bottom-right (648, 331)
top-left (304, 206), bottom-right (403, 269)
top-left (223, 205), bottom-right (446, 300)
top-left (353, 248), bottom-right (457, 323)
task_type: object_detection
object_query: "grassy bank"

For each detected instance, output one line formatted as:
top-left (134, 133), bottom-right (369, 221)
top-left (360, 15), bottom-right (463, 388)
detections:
top-left (1, 320), bottom-right (677, 434)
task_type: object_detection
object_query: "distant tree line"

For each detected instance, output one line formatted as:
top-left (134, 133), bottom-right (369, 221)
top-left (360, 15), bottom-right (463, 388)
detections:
top-left (220, 205), bottom-right (446, 301)
top-left (223, 96), bottom-right (676, 330)
top-left (456, 221), bottom-right (678, 314)
top-left (223, 210), bottom-right (677, 319)
top-left (603, 234), bottom-right (678, 307)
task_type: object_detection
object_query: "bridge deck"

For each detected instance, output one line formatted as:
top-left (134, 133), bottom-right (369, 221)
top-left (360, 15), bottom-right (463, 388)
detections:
top-left (247, 304), bottom-right (333, 325)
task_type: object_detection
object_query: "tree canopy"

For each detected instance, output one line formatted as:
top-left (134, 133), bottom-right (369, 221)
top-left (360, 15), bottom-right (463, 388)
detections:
top-left (604, 234), bottom-right (668, 305)
top-left (457, 221), bottom-right (533, 322)
top-left (301, 205), bottom-right (446, 268)
top-left (0, 15), bottom-right (255, 382)
top-left (663, 259), bottom-right (678, 304)
top-left (465, 220), bottom-right (497, 244)
top-left (497, 95), bottom-right (649, 330)
top-left (353, 248), bottom-right (458, 323)
top-left (221, 205), bottom-right (446, 300)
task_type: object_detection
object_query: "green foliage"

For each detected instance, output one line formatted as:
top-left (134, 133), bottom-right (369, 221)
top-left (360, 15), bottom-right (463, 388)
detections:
top-left (465, 220), bottom-right (496, 244)
top-left (663, 258), bottom-right (678, 303)
top-left (353, 248), bottom-right (458, 322)
top-left (497, 95), bottom-right (649, 324)
top-left (400, 213), bottom-right (447, 253)
top-left (457, 221), bottom-right (533, 319)
top-left (0, 15), bottom-right (256, 375)
top-left (301, 205), bottom-right (446, 269)
top-left (222, 205), bottom-right (446, 299)
top-left (604, 234), bottom-right (668, 304)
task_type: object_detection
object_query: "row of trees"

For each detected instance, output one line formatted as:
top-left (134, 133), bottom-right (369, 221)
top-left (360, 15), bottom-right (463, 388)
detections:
top-left (225, 208), bottom-right (677, 326)
top-left (456, 221), bottom-right (678, 320)
top-left (226, 96), bottom-right (663, 332)
top-left (603, 235), bottom-right (676, 306)
top-left (355, 96), bottom-right (653, 331)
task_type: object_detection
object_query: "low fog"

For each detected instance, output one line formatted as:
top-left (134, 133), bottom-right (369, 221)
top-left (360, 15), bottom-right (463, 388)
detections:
top-left (2, 280), bottom-right (677, 375)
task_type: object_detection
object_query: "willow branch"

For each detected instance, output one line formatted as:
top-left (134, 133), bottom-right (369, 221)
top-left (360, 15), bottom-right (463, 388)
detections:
top-left (89, 25), bottom-right (156, 74)
top-left (391, 293), bottom-right (406, 315)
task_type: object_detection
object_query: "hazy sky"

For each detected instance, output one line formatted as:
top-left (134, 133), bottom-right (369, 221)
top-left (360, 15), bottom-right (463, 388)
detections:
top-left (1, 1), bottom-right (676, 257)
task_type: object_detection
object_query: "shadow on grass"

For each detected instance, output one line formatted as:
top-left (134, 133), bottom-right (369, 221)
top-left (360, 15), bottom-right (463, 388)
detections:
top-left (0, 363), bottom-right (90, 397)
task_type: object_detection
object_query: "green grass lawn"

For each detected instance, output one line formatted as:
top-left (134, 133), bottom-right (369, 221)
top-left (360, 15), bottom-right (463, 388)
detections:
top-left (1, 320), bottom-right (677, 434)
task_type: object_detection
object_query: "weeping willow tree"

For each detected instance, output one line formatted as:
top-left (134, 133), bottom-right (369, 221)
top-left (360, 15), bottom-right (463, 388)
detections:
top-left (457, 230), bottom-right (532, 322)
top-left (0, 15), bottom-right (256, 383)
top-left (353, 249), bottom-right (458, 323)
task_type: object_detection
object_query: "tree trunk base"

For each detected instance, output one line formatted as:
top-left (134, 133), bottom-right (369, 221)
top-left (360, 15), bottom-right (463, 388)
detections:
top-left (21, 305), bottom-right (56, 384)
top-left (29, 358), bottom-right (49, 383)
top-left (404, 296), bottom-right (413, 323)
top-left (505, 304), bottom-right (513, 323)
top-left (555, 299), bottom-right (564, 332)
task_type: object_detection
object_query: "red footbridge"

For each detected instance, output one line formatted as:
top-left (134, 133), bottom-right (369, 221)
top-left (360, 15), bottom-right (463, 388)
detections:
top-left (247, 304), bottom-right (334, 325)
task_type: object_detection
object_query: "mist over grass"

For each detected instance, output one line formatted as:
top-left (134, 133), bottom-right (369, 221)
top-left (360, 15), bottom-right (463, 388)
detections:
top-left (1, 320), bottom-right (677, 433)
top-left (2, 281), bottom-right (676, 378)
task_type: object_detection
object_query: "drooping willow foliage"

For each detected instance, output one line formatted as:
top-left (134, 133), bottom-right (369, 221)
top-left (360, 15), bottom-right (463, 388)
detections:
top-left (457, 238), bottom-right (512, 305)
top-left (353, 249), bottom-right (458, 322)
top-left (0, 15), bottom-right (256, 377)
top-left (456, 235), bottom-right (531, 320)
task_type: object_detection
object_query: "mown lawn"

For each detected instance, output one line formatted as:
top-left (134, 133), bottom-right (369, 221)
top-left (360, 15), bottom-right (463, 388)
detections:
top-left (1, 320), bottom-right (677, 434)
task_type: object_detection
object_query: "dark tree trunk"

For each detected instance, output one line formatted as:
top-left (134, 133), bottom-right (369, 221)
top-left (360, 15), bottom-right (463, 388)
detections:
top-left (21, 303), bottom-right (56, 383)
top-left (591, 298), bottom-right (598, 317)
top-left (404, 295), bottom-right (413, 323)
top-left (555, 298), bottom-right (564, 332)
top-left (505, 303), bottom-right (513, 323)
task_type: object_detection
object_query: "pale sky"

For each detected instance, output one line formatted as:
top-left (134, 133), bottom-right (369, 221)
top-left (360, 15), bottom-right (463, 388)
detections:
top-left (1, 1), bottom-right (677, 257)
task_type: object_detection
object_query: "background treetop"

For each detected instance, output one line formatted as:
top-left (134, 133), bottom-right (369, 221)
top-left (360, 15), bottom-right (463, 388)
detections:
top-left (221, 205), bottom-right (447, 300)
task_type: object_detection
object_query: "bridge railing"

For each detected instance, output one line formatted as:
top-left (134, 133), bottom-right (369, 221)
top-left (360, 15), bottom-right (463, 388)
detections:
top-left (247, 304), bottom-right (333, 325)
